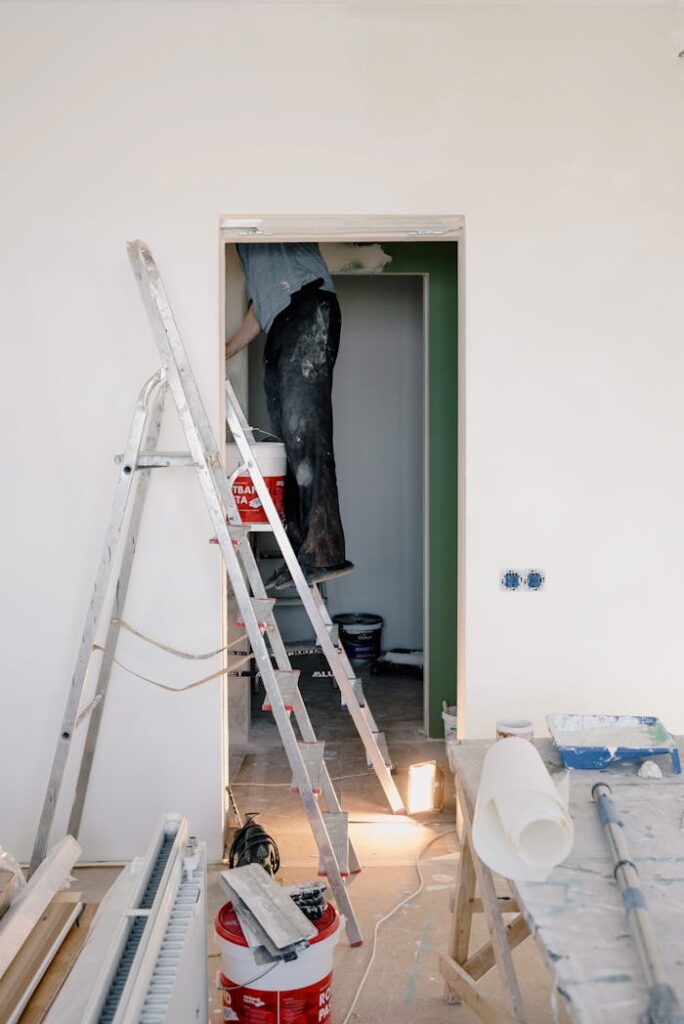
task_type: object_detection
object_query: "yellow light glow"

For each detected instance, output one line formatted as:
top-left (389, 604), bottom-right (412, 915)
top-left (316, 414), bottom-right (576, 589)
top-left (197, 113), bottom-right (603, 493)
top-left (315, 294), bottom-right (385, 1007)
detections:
top-left (407, 761), bottom-right (436, 814)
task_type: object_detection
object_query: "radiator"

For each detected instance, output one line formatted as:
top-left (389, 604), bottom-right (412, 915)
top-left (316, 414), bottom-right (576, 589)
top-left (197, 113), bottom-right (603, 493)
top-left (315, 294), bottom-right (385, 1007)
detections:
top-left (45, 814), bottom-right (208, 1024)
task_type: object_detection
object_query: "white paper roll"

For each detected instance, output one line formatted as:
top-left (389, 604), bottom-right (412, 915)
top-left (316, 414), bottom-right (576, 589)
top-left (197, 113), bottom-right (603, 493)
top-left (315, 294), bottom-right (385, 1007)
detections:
top-left (472, 737), bottom-right (574, 881)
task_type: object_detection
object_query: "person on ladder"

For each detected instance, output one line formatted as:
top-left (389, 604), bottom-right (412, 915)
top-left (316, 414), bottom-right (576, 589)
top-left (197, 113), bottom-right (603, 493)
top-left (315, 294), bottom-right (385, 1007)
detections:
top-left (226, 242), bottom-right (353, 590)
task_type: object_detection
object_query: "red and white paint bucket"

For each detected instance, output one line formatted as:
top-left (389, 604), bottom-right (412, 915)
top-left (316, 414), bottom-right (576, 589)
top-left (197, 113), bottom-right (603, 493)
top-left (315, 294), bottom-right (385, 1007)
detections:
top-left (225, 442), bottom-right (286, 525)
top-left (215, 900), bottom-right (340, 1024)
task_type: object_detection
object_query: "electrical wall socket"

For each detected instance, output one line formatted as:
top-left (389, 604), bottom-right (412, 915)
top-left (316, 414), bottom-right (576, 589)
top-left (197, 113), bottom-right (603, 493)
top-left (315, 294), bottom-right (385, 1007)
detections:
top-left (501, 569), bottom-right (545, 591)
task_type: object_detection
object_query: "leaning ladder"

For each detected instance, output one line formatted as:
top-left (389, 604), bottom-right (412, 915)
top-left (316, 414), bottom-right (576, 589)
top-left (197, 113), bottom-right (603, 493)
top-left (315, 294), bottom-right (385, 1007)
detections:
top-left (29, 240), bottom-right (404, 945)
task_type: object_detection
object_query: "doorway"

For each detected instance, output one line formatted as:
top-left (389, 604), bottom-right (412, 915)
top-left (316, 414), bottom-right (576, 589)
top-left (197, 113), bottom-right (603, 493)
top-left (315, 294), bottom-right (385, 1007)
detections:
top-left (219, 218), bottom-right (460, 784)
top-left (246, 272), bottom-right (425, 716)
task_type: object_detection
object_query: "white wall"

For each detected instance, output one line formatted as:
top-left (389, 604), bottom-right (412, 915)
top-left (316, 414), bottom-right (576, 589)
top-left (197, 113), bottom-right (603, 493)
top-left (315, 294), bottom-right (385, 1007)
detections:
top-left (2, 1), bottom-right (684, 859)
top-left (327, 275), bottom-right (424, 651)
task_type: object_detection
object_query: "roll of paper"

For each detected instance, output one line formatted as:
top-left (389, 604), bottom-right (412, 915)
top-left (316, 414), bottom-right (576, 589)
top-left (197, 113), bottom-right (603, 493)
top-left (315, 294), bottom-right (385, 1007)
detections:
top-left (472, 737), bottom-right (573, 881)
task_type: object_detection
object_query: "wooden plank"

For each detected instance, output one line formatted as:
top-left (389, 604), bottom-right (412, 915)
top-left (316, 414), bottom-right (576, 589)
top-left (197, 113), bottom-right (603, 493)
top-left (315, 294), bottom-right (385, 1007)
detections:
top-left (0, 896), bottom-right (83, 1023)
top-left (20, 904), bottom-right (98, 1024)
top-left (447, 837), bottom-right (477, 963)
top-left (439, 954), bottom-right (523, 1024)
top-left (464, 914), bottom-right (531, 981)
top-left (0, 838), bottom-right (81, 981)
top-left (471, 897), bottom-right (520, 915)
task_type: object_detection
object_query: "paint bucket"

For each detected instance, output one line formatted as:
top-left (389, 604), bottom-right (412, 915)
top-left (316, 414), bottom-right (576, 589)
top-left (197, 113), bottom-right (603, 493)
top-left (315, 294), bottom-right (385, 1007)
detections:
top-left (216, 900), bottom-right (339, 1024)
top-left (332, 613), bottom-right (383, 665)
top-left (225, 442), bottom-right (286, 525)
top-left (496, 719), bottom-right (534, 741)
top-left (442, 702), bottom-right (457, 739)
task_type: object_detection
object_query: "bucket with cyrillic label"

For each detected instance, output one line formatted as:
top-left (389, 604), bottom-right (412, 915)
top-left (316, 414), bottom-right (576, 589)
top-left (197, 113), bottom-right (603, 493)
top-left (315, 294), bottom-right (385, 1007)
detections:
top-left (216, 900), bottom-right (340, 1024)
top-left (225, 442), bottom-right (286, 525)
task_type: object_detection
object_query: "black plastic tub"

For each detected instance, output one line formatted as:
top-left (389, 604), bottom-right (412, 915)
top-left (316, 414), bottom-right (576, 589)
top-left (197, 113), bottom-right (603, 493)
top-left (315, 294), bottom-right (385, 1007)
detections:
top-left (332, 613), bottom-right (384, 665)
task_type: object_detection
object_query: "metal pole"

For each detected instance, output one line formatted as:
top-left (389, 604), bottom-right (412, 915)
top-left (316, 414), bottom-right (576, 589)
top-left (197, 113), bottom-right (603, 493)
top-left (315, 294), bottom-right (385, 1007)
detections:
top-left (592, 782), bottom-right (684, 1024)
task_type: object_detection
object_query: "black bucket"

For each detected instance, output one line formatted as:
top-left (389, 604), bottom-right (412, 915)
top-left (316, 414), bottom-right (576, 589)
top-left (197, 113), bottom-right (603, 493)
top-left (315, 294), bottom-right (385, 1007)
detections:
top-left (333, 613), bottom-right (384, 665)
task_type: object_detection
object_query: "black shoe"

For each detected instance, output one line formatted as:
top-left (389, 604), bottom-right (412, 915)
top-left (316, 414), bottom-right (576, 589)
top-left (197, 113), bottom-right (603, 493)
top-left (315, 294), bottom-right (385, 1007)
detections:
top-left (274, 560), bottom-right (355, 591)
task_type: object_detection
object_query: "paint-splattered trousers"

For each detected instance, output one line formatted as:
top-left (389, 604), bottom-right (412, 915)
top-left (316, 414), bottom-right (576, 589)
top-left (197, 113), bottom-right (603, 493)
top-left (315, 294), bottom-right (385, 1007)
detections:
top-left (264, 285), bottom-right (346, 568)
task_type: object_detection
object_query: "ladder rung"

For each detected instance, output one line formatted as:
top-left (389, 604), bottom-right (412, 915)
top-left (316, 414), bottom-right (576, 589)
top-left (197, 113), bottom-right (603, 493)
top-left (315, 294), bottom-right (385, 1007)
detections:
top-left (236, 597), bottom-right (275, 630)
top-left (126, 451), bottom-right (194, 468)
top-left (369, 730), bottom-right (391, 769)
top-left (290, 741), bottom-right (325, 795)
top-left (262, 669), bottom-right (300, 713)
top-left (318, 812), bottom-right (350, 877)
top-left (229, 525), bottom-right (251, 547)
top-left (209, 524), bottom-right (251, 547)
top-left (74, 694), bottom-right (103, 729)
top-left (340, 679), bottom-right (366, 708)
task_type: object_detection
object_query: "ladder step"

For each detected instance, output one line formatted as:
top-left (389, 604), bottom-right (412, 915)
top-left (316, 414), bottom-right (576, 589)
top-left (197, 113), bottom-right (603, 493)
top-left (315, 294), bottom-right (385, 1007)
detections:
top-left (229, 525), bottom-right (251, 545)
top-left (290, 741), bottom-right (325, 795)
top-left (209, 524), bottom-right (251, 547)
top-left (318, 812), bottom-right (350, 878)
top-left (368, 730), bottom-right (391, 769)
top-left (340, 678), bottom-right (366, 708)
top-left (262, 669), bottom-right (300, 713)
top-left (349, 839), bottom-right (362, 876)
top-left (74, 694), bottom-right (103, 729)
top-left (136, 451), bottom-right (195, 468)
top-left (236, 597), bottom-right (275, 630)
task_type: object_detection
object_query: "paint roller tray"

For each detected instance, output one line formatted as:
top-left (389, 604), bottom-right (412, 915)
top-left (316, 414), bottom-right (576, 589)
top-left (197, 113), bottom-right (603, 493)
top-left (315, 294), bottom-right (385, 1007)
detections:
top-left (546, 714), bottom-right (681, 773)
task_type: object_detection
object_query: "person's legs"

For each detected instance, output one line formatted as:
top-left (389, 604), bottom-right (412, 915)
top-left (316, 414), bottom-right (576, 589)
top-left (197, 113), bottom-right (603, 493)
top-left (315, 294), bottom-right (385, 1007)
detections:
top-left (264, 321), bottom-right (303, 554)
top-left (268, 288), bottom-right (346, 569)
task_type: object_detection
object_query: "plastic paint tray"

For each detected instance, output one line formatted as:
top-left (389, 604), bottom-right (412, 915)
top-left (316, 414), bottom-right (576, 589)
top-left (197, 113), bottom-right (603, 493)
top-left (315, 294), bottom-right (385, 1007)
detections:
top-left (546, 714), bottom-right (681, 773)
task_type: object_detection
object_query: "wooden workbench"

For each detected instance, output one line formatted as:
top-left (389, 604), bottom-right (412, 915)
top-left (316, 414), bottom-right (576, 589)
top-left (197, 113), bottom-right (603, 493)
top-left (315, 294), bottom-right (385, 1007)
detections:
top-left (440, 738), bottom-right (684, 1024)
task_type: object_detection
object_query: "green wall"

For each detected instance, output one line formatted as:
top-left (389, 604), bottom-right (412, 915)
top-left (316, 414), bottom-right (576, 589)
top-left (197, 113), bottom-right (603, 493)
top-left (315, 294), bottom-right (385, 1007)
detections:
top-left (382, 243), bottom-right (458, 737)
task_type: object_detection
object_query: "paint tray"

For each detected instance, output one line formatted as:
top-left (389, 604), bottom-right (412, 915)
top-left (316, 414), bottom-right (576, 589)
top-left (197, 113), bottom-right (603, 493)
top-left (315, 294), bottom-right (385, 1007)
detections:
top-left (546, 714), bottom-right (681, 773)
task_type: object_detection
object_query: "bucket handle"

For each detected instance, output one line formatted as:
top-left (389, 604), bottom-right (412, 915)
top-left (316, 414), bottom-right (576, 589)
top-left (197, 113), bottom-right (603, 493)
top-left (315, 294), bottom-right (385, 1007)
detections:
top-left (251, 426), bottom-right (284, 444)
top-left (227, 463), bottom-right (248, 487)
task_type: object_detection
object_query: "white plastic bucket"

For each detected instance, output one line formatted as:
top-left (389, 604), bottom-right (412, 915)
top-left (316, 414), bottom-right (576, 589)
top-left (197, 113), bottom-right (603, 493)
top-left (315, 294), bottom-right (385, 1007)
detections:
top-left (442, 703), bottom-right (457, 739)
top-left (225, 442), bottom-right (286, 524)
top-left (496, 718), bottom-right (534, 741)
top-left (216, 900), bottom-right (340, 1024)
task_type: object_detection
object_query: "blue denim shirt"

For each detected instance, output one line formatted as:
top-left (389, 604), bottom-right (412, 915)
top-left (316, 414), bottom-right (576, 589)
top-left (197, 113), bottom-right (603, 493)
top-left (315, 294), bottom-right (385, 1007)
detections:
top-left (236, 242), bottom-right (336, 335)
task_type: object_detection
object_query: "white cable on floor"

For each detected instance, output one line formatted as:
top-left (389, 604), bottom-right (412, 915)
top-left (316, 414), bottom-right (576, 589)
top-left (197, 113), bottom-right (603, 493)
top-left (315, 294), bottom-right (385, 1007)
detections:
top-left (229, 769), bottom-right (415, 788)
top-left (339, 825), bottom-right (458, 1024)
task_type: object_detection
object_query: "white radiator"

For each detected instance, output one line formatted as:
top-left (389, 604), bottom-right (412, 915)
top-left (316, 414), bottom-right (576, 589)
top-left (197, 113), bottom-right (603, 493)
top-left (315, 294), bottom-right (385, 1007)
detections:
top-left (45, 814), bottom-right (208, 1024)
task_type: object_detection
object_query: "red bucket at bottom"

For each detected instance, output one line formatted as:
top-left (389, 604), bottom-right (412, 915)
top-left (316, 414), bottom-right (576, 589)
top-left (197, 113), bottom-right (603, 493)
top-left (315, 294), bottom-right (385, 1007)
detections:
top-left (220, 971), bottom-right (332, 1024)
top-left (216, 900), bottom-right (339, 1024)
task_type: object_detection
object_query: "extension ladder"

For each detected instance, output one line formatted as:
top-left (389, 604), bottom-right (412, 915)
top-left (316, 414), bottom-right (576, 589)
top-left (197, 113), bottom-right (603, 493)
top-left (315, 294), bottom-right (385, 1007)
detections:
top-left (29, 240), bottom-right (405, 945)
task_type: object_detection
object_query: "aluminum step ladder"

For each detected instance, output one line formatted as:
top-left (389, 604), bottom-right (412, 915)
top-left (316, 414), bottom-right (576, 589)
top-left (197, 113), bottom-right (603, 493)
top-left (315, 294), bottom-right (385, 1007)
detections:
top-left (224, 375), bottom-right (400, 799)
top-left (29, 241), bottom-right (404, 946)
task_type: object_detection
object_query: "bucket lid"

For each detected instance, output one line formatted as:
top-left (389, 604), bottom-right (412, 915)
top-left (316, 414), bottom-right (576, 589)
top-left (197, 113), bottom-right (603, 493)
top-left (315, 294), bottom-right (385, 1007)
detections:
top-left (215, 900), bottom-right (338, 948)
top-left (333, 613), bottom-right (383, 627)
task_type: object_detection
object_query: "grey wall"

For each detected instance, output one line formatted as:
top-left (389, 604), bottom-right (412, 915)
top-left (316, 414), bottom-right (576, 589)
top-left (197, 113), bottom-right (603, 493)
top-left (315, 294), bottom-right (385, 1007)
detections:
top-left (248, 274), bottom-right (425, 651)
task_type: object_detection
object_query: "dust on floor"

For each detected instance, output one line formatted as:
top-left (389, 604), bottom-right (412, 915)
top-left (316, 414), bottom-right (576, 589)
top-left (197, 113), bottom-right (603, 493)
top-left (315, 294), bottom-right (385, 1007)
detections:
top-left (73, 674), bottom-right (569, 1023)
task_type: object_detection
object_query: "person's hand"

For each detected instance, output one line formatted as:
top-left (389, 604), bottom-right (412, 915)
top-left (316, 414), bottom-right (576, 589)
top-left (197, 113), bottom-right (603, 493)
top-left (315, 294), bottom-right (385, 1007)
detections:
top-left (226, 306), bottom-right (261, 360)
